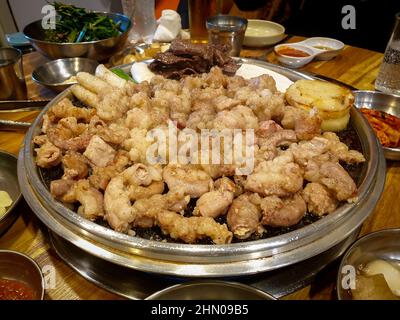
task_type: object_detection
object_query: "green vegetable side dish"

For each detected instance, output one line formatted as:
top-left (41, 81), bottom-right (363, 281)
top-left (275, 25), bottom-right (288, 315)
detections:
top-left (111, 68), bottom-right (137, 83)
top-left (44, 2), bottom-right (123, 43)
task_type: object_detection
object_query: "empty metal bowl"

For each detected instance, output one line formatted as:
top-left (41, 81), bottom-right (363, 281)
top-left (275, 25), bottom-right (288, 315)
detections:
top-left (337, 228), bottom-right (400, 300)
top-left (353, 90), bottom-right (400, 160)
top-left (23, 12), bottom-right (131, 61)
top-left (32, 57), bottom-right (99, 93)
top-left (146, 280), bottom-right (275, 300)
top-left (0, 151), bottom-right (21, 236)
top-left (0, 250), bottom-right (45, 300)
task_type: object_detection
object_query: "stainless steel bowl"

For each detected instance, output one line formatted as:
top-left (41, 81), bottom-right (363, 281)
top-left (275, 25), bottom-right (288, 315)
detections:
top-left (0, 250), bottom-right (45, 300)
top-left (32, 58), bottom-right (99, 93)
top-left (354, 90), bottom-right (400, 160)
top-left (23, 12), bottom-right (131, 61)
top-left (146, 280), bottom-right (275, 300)
top-left (337, 228), bottom-right (400, 300)
top-left (18, 59), bottom-right (386, 277)
top-left (0, 151), bottom-right (21, 236)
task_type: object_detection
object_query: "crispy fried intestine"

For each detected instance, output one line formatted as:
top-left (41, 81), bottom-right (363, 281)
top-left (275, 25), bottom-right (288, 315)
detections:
top-left (34, 65), bottom-right (365, 243)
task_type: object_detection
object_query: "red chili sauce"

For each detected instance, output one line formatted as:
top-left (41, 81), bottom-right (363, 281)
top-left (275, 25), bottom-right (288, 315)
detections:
top-left (277, 46), bottom-right (310, 57)
top-left (0, 278), bottom-right (35, 300)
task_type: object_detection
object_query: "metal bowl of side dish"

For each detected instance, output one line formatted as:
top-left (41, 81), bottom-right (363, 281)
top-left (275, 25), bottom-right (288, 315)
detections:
top-left (0, 250), bottom-right (45, 300)
top-left (23, 12), bottom-right (131, 61)
top-left (146, 280), bottom-right (275, 300)
top-left (0, 151), bottom-right (21, 236)
top-left (354, 90), bottom-right (400, 161)
top-left (337, 229), bottom-right (400, 300)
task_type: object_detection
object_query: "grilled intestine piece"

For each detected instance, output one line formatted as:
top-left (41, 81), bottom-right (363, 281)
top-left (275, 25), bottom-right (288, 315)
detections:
top-left (104, 164), bottom-right (165, 232)
top-left (34, 135), bottom-right (62, 168)
top-left (46, 97), bottom-right (96, 124)
top-left (322, 132), bottom-right (366, 164)
top-left (89, 150), bottom-right (130, 190)
top-left (304, 160), bottom-right (357, 202)
top-left (213, 105), bottom-right (259, 130)
top-left (257, 129), bottom-right (297, 161)
top-left (227, 193), bottom-right (262, 240)
top-left (83, 135), bottom-right (116, 168)
top-left (50, 179), bottom-right (104, 221)
top-left (156, 209), bottom-right (232, 244)
top-left (281, 105), bottom-right (322, 140)
top-left (46, 117), bottom-right (92, 152)
top-left (95, 64), bottom-right (127, 89)
top-left (70, 84), bottom-right (99, 108)
top-left (290, 133), bottom-right (365, 166)
top-left (194, 177), bottom-right (235, 218)
top-left (105, 182), bottom-right (231, 245)
top-left (259, 193), bottom-right (306, 227)
top-left (245, 152), bottom-right (304, 197)
top-left (163, 164), bottom-right (213, 198)
top-left (302, 182), bottom-right (338, 216)
top-left (61, 151), bottom-right (89, 180)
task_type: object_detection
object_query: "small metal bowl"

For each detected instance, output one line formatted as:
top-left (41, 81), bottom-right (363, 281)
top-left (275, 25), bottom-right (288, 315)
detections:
top-left (32, 57), bottom-right (99, 93)
top-left (23, 12), bottom-right (131, 61)
top-left (353, 90), bottom-right (400, 160)
top-left (146, 280), bottom-right (275, 300)
top-left (337, 228), bottom-right (400, 300)
top-left (0, 250), bottom-right (45, 300)
top-left (0, 151), bottom-right (21, 236)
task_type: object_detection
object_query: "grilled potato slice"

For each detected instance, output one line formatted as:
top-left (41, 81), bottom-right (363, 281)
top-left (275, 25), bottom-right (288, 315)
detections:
top-left (285, 80), bottom-right (353, 131)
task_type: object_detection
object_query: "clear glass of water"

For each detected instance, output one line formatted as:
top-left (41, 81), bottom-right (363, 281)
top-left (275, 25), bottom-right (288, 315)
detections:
top-left (375, 12), bottom-right (400, 95)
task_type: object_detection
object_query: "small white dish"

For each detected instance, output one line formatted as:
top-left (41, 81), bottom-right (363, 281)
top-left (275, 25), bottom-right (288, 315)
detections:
top-left (300, 37), bottom-right (345, 60)
top-left (274, 43), bottom-right (315, 68)
top-left (274, 37), bottom-right (345, 68)
top-left (243, 20), bottom-right (285, 47)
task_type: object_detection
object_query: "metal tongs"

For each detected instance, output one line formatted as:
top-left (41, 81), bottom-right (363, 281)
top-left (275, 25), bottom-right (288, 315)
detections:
top-left (0, 99), bottom-right (50, 131)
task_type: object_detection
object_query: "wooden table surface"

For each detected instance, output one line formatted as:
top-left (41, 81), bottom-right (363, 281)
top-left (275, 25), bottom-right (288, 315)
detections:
top-left (1, 36), bottom-right (398, 300)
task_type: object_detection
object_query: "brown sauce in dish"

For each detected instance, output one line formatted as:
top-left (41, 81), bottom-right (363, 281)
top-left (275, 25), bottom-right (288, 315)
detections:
top-left (277, 46), bottom-right (310, 57)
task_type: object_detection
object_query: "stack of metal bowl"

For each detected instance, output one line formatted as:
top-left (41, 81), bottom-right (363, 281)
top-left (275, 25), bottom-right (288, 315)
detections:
top-left (17, 60), bottom-right (386, 285)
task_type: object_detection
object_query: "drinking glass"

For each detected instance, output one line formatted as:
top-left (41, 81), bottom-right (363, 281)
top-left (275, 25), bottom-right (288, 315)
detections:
top-left (206, 15), bottom-right (247, 56)
top-left (0, 47), bottom-right (27, 100)
top-left (189, 0), bottom-right (220, 43)
top-left (375, 12), bottom-right (400, 95)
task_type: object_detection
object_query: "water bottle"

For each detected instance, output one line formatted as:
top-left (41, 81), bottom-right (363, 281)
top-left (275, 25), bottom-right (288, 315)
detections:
top-left (132, 0), bottom-right (157, 44)
top-left (375, 13), bottom-right (400, 95)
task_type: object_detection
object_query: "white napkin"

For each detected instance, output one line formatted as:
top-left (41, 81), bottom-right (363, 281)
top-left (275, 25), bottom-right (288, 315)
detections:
top-left (153, 10), bottom-right (181, 42)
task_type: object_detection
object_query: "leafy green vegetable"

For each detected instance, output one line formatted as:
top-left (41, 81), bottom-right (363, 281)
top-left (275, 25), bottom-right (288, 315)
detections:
top-left (44, 2), bottom-right (122, 43)
top-left (111, 68), bottom-right (136, 82)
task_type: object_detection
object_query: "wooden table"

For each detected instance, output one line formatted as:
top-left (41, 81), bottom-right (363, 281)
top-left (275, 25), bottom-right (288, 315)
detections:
top-left (1, 37), bottom-right (398, 300)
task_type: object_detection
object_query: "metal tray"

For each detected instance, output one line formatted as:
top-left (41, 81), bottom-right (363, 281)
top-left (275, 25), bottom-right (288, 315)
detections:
top-left (49, 229), bottom-right (359, 299)
top-left (18, 59), bottom-right (386, 277)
